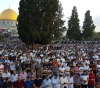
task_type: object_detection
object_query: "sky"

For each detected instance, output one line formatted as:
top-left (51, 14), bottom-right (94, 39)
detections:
top-left (0, 0), bottom-right (100, 32)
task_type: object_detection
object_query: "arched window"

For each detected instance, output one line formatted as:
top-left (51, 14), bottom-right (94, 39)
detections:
top-left (3, 20), bottom-right (5, 25)
top-left (11, 21), bottom-right (13, 24)
top-left (7, 20), bottom-right (9, 24)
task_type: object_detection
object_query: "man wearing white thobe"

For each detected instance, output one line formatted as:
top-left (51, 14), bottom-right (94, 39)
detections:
top-left (60, 74), bottom-right (68, 88)
top-left (68, 74), bottom-right (74, 88)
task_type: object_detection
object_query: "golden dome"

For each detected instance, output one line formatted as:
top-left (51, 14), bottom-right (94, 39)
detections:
top-left (0, 9), bottom-right (18, 20)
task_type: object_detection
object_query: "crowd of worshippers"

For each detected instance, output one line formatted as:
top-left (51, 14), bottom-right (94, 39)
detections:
top-left (0, 42), bottom-right (100, 88)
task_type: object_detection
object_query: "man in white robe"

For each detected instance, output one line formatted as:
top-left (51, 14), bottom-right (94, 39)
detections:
top-left (60, 74), bottom-right (68, 88)
top-left (68, 73), bottom-right (74, 88)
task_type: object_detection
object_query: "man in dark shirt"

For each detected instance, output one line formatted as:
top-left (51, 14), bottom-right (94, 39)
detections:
top-left (0, 74), bottom-right (3, 88)
top-left (25, 77), bottom-right (33, 88)
top-left (74, 74), bottom-right (81, 88)
top-left (26, 62), bottom-right (31, 73)
top-left (33, 75), bottom-right (42, 88)
top-left (96, 73), bottom-right (100, 84)
top-left (48, 61), bottom-right (53, 70)
top-left (21, 61), bottom-right (26, 71)
top-left (3, 77), bottom-right (13, 88)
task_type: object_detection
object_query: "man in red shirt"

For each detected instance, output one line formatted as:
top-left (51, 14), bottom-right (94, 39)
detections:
top-left (13, 75), bottom-right (25, 88)
top-left (88, 70), bottom-right (95, 88)
top-left (54, 60), bottom-right (58, 67)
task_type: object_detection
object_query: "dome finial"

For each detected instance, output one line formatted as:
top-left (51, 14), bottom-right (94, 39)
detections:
top-left (9, 5), bottom-right (10, 9)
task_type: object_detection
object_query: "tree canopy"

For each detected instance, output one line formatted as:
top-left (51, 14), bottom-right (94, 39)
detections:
top-left (17, 0), bottom-right (59, 45)
top-left (82, 10), bottom-right (96, 39)
top-left (53, 2), bottom-right (66, 40)
top-left (67, 6), bottom-right (81, 40)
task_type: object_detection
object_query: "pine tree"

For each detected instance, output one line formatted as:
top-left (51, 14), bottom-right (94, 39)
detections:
top-left (82, 10), bottom-right (96, 39)
top-left (54, 2), bottom-right (66, 40)
top-left (67, 6), bottom-right (81, 40)
top-left (17, 0), bottom-right (59, 45)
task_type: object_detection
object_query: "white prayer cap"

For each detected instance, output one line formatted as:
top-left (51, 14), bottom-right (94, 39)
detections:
top-left (4, 55), bottom-right (8, 57)
top-left (33, 50), bottom-right (35, 52)
top-left (40, 54), bottom-right (43, 57)
top-left (10, 53), bottom-right (13, 55)
top-left (23, 54), bottom-right (26, 56)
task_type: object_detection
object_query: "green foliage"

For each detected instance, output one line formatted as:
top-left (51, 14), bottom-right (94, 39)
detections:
top-left (0, 32), bottom-right (3, 41)
top-left (17, 0), bottom-right (59, 45)
top-left (67, 6), bottom-right (81, 40)
top-left (82, 10), bottom-right (96, 39)
top-left (92, 32), bottom-right (100, 40)
top-left (53, 2), bottom-right (66, 40)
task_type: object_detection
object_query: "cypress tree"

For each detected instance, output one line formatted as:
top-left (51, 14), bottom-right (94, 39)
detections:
top-left (54, 2), bottom-right (66, 40)
top-left (17, 0), bottom-right (59, 45)
top-left (82, 10), bottom-right (96, 39)
top-left (67, 6), bottom-right (81, 40)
